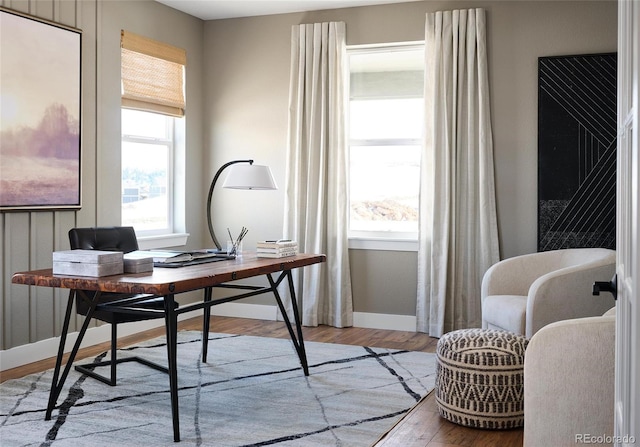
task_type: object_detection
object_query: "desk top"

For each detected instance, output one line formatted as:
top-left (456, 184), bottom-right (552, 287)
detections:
top-left (12, 253), bottom-right (326, 296)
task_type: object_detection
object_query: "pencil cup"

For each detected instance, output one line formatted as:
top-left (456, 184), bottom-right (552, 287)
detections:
top-left (226, 240), bottom-right (243, 257)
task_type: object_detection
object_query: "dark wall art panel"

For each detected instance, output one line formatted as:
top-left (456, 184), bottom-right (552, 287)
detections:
top-left (538, 53), bottom-right (617, 251)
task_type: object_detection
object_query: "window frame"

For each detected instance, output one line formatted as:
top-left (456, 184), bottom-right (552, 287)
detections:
top-left (120, 107), bottom-right (176, 237)
top-left (346, 42), bottom-right (424, 251)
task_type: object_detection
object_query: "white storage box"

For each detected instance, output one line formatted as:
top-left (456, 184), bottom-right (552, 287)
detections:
top-left (53, 250), bottom-right (123, 277)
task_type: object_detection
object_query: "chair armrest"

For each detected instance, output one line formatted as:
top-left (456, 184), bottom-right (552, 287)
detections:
top-left (524, 315), bottom-right (615, 446)
top-left (526, 262), bottom-right (616, 337)
top-left (481, 252), bottom-right (558, 300)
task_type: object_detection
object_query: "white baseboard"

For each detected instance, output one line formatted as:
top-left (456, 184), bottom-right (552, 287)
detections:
top-left (0, 304), bottom-right (416, 371)
top-left (211, 304), bottom-right (417, 331)
top-left (353, 311), bottom-right (417, 332)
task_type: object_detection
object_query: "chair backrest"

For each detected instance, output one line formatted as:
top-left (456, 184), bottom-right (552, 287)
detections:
top-left (69, 227), bottom-right (142, 318)
top-left (520, 248), bottom-right (615, 280)
top-left (69, 227), bottom-right (139, 253)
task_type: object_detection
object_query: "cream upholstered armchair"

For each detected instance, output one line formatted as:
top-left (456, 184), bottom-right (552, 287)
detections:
top-left (481, 248), bottom-right (616, 338)
top-left (524, 308), bottom-right (615, 446)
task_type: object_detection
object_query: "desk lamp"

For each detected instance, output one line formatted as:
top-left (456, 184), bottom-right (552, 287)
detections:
top-left (206, 159), bottom-right (277, 251)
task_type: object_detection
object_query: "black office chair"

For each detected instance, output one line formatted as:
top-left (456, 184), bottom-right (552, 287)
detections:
top-left (69, 226), bottom-right (172, 386)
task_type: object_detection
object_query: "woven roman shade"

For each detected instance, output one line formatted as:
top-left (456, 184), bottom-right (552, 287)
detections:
top-left (121, 30), bottom-right (186, 117)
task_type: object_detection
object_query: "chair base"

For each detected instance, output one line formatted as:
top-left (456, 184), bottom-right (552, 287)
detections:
top-left (75, 356), bottom-right (169, 386)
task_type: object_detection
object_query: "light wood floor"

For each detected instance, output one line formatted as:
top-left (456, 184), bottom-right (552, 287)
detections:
top-left (1, 316), bottom-right (523, 447)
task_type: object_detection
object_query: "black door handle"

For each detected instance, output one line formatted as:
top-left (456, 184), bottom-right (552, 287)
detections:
top-left (593, 274), bottom-right (618, 300)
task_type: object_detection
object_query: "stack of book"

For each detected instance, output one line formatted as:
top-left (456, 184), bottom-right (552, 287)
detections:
top-left (256, 240), bottom-right (298, 258)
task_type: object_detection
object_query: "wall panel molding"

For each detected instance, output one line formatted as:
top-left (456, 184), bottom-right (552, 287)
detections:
top-left (0, 0), bottom-right (97, 350)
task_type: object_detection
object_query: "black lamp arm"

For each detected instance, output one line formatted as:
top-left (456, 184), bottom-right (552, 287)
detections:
top-left (207, 159), bottom-right (253, 250)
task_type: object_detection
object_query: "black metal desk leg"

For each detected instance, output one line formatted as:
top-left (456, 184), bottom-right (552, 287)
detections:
top-left (286, 270), bottom-right (309, 374)
top-left (46, 290), bottom-right (100, 420)
top-left (163, 294), bottom-right (180, 442)
top-left (45, 290), bottom-right (76, 420)
top-left (267, 272), bottom-right (309, 376)
top-left (202, 287), bottom-right (212, 363)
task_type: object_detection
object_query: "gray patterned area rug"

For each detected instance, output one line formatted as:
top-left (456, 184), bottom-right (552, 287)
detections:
top-left (0, 331), bottom-right (436, 446)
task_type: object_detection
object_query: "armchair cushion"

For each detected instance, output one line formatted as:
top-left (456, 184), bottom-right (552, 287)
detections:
top-left (482, 295), bottom-right (527, 334)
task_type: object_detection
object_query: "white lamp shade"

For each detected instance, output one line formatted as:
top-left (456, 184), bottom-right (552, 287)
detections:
top-left (222, 164), bottom-right (278, 190)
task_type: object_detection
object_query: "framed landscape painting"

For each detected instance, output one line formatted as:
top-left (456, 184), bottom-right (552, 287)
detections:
top-left (0, 8), bottom-right (82, 211)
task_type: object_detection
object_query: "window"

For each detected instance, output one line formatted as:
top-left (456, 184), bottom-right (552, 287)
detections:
top-left (348, 43), bottom-right (424, 245)
top-left (120, 31), bottom-right (186, 238)
top-left (121, 109), bottom-right (176, 234)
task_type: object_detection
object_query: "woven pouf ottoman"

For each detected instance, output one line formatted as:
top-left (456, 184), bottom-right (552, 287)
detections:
top-left (435, 328), bottom-right (528, 429)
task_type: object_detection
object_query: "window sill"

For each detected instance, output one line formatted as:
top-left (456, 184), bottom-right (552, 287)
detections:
top-left (348, 237), bottom-right (418, 252)
top-left (137, 233), bottom-right (189, 250)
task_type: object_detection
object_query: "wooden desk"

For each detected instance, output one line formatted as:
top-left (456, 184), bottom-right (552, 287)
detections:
top-left (12, 253), bottom-right (326, 442)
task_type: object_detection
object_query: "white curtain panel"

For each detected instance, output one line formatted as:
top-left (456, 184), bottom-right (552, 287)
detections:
top-left (283, 21), bottom-right (353, 328)
top-left (417, 8), bottom-right (500, 337)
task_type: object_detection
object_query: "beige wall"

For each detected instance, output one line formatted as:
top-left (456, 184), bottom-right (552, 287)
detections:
top-left (204, 1), bottom-right (617, 314)
top-left (0, 0), bottom-right (617, 351)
